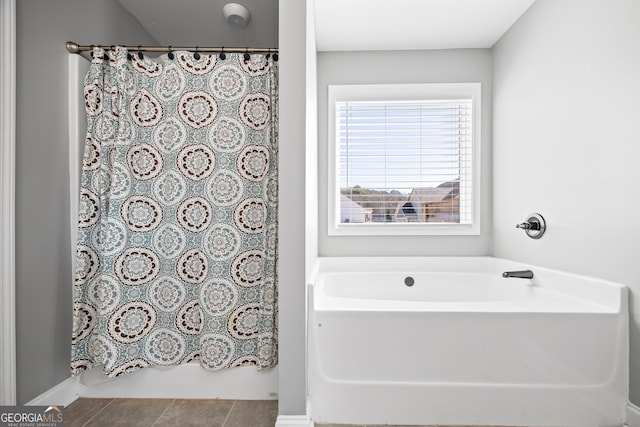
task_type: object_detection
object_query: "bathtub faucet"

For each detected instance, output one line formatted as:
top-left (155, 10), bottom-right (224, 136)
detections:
top-left (502, 270), bottom-right (534, 279)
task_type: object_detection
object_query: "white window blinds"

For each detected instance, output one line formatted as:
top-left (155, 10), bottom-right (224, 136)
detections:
top-left (336, 99), bottom-right (473, 226)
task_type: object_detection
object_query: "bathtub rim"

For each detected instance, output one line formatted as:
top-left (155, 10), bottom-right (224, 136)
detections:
top-left (309, 256), bottom-right (627, 314)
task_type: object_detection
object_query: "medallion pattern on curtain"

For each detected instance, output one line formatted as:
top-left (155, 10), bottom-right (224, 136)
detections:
top-left (71, 47), bottom-right (278, 377)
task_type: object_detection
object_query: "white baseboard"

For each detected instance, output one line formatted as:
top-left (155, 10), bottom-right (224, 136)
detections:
top-left (23, 364), bottom-right (277, 407)
top-left (25, 377), bottom-right (78, 407)
top-left (627, 402), bottom-right (640, 427)
top-left (77, 364), bottom-right (278, 400)
top-left (275, 415), bottom-right (313, 427)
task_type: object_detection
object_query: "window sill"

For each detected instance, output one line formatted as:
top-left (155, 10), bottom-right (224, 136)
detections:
top-left (328, 222), bottom-right (480, 236)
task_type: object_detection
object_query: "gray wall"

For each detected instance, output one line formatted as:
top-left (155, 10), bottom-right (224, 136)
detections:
top-left (16, 0), bottom-right (156, 404)
top-left (277, 0), bottom-right (308, 416)
top-left (492, 0), bottom-right (640, 405)
top-left (317, 49), bottom-right (493, 257)
top-left (18, 0), bottom-right (638, 414)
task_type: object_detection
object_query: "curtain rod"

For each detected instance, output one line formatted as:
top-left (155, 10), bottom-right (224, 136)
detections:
top-left (65, 41), bottom-right (278, 55)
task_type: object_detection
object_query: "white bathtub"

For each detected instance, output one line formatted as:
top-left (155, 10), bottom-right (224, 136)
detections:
top-left (308, 257), bottom-right (628, 427)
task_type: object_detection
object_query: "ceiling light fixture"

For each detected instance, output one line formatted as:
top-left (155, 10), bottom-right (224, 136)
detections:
top-left (223, 3), bottom-right (251, 27)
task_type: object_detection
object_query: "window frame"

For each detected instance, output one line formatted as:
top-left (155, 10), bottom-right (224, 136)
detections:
top-left (327, 82), bottom-right (481, 236)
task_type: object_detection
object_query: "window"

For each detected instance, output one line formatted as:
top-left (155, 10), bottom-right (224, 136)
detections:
top-left (328, 83), bottom-right (481, 236)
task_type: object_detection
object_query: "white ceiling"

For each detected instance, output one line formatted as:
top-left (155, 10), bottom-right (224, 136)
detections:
top-left (117, 0), bottom-right (278, 47)
top-left (316, 0), bottom-right (536, 51)
top-left (117, 0), bottom-right (535, 51)
top-left (316, 0), bottom-right (534, 51)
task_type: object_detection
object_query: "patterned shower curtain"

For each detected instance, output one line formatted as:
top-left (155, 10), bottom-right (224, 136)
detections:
top-left (71, 47), bottom-right (278, 377)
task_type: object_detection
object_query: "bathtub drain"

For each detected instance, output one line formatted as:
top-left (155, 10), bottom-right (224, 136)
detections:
top-left (404, 276), bottom-right (415, 287)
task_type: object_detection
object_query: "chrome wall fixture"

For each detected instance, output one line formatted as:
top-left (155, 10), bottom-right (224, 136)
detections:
top-left (516, 213), bottom-right (546, 239)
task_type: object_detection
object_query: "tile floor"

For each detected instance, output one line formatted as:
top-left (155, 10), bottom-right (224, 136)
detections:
top-left (316, 425), bottom-right (512, 427)
top-left (64, 398), bottom-right (277, 427)
top-left (65, 398), bottom-right (517, 427)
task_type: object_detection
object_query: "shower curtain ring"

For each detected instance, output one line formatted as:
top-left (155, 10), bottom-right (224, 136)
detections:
top-left (219, 47), bottom-right (226, 60)
top-left (194, 47), bottom-right (200, 60)
top-left (168, 46), bottom-right (174, 60)
top-left (137, 46), bottom-right (144, 60)
top-left (243, 48), bottom-right (250, 61)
